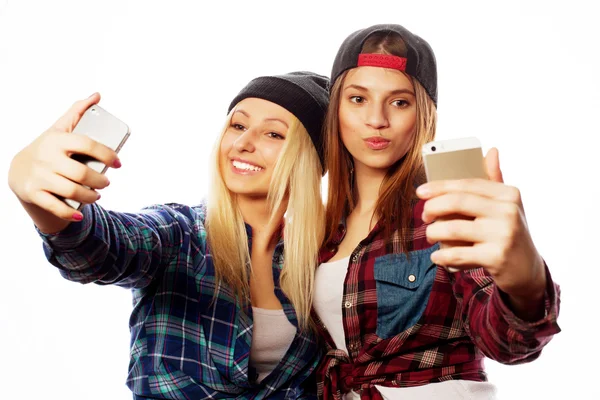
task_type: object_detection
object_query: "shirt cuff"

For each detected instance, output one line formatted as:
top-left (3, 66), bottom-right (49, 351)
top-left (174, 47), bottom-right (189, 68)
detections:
top-left (36, 204), bottom-right (95, 250)
top-left (492, 262), bottom-right (561, 331)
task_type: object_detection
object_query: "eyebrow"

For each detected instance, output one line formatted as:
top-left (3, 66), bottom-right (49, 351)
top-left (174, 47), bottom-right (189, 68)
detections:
top-left (233, 109), bottom-right (289, 128)
top-left (264, 118), bottom-right (289, 128)
top-left (234, 109), bottom-right (250, 118)
top-left (344, 84), bottom-right (415, 97)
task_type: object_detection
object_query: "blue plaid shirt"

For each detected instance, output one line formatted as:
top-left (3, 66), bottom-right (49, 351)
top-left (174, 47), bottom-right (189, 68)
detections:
top-left (39, 202), bottom-right (321, 399)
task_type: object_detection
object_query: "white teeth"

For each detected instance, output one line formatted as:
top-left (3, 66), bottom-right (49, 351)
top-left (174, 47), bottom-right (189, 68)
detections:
top-left (232, 160), bottom-right (262, 171)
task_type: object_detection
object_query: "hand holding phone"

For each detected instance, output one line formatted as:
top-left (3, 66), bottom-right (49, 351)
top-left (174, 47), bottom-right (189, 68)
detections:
top-left (421, 137), bottom-right (488, 272)
top-left (63, 104), bottom-right (130, 209)
top-left (419, 141), bottom-right (547, 305)
top-left (8, 93), bottom-right (127, 226)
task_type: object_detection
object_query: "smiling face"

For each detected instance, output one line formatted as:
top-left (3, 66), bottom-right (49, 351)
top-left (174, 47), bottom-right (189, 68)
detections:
top-left (338, 66), bottom-right (417, 173)
top-left (220, 97), bottom-right (294, 199)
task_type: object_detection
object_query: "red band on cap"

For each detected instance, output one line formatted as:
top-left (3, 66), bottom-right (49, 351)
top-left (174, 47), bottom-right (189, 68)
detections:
top-left (357, 53), bottom-right (407, 71)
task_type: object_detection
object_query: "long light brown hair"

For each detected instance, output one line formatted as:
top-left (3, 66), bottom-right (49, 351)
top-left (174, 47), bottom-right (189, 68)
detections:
top-left (324, 31), bottom-right (437, 252)
top-left (206, 109), bottom-right (324, 330)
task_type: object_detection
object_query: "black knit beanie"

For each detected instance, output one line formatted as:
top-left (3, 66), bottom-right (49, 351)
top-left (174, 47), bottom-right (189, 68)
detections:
top-left (228, 71), bottom-right (329, 169)
top-left (330, 24), bottom-right (438, 106)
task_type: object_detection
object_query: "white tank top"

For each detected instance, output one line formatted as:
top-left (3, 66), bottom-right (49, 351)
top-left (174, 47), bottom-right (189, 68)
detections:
top-left (249, 307), bottom-right (296, 383)
top-left (314, 257), bottom-right (498, 400)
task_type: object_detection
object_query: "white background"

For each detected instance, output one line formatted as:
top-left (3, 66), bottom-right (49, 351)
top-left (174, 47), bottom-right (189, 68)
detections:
top-left (0, 0), bottom-right (598, 398)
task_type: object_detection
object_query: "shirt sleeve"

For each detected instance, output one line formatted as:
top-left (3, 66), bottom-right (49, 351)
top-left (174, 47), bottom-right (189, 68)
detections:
top-left (36, 202), bottom-right (205, 289)
top-left (451, 262), bottom-right (561, 365)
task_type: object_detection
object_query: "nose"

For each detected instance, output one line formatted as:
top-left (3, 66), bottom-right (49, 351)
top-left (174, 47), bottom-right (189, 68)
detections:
top-left (233, 128), bottom-right (256, 153)
top-left (365, 102), bottom-right (389, 130)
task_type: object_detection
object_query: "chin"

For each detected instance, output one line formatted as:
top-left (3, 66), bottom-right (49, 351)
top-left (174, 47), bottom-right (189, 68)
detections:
top-left (355, 156), bottom-right (399, 171)
top-left (224, 182), bottom-right (268, 198)
top-left (225, 181), bottom-right (250, 194)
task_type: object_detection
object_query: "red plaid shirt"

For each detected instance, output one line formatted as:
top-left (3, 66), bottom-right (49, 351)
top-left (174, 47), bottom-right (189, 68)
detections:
top-left (314, 199), bottom-right (561, 400)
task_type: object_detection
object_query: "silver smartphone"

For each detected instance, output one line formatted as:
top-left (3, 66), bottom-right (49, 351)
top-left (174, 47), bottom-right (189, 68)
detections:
top-left (64, 104), bottom-right (130, 210)
top-left (422, 137), bottom-right (488, 271)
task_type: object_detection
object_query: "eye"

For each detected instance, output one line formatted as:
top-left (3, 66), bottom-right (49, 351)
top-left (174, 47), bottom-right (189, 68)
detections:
top-left (392, 99), bottom-right (409, 107)
top-left (231, 123), bottom-right (246, 131)
top-left (266, 132), bottom-right (285, 140)
top-left (349, 96), bottom-right (365, 104)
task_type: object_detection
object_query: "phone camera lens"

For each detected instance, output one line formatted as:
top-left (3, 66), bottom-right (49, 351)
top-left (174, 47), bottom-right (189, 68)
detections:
top-left (431, 146), bottom-right (436, 152)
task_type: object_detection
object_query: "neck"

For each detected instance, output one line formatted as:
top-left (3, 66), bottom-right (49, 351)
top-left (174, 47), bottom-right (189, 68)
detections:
top-left (237, 195), bottom-right (284, 249)
top-left (352, 161), bottom-right (387, 217)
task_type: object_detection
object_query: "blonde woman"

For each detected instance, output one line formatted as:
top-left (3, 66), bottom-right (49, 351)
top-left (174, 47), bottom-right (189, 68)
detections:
top-left (312, 24), bottom-right (561, 399)
top-left (8, 71), bottom-right (328, 399)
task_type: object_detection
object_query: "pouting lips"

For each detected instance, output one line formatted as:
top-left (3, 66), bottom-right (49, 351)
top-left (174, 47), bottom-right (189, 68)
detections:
top-left (364, 137), bottom-right (391, 150)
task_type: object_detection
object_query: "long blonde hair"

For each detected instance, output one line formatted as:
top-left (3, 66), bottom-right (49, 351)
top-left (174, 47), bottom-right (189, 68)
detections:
top-left (324, 32), bottom-right (437, 252)
top-left (206, 109), bottom-right (324, 330)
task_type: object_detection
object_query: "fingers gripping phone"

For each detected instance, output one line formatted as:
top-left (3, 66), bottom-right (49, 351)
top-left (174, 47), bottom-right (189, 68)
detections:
top-left (422, 137), bottom-right (488, 272)
top-left (64, 105), bottom-right (130, 210)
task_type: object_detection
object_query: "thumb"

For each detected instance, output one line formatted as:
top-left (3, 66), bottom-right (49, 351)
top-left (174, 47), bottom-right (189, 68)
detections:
top-left (484, 147), bottom-right (504, 183)
top-left (52, 92), bottom-right (101, 132)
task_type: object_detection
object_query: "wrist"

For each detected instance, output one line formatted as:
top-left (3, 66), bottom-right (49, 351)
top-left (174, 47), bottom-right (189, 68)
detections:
top-left (20, 199), bottom-right (71, 234)
top-left (503, 258), bottom-right (548, 321)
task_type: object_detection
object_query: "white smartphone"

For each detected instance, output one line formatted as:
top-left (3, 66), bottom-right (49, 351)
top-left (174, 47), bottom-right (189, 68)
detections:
top-left (64, 104), bottom-right (130, 210)
top-left (422, 137), bottom-right (488, 272)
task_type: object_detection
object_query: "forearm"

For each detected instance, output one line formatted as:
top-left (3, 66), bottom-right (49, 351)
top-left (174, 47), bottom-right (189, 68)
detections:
top-left (46, 204), bottom-right (156, 288)
top-left (454, 266), bottom-right (561, 364)
top-left (40, 203), bottom-right (188, 289)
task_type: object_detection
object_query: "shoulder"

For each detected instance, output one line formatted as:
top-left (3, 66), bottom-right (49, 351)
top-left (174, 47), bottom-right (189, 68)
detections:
top-left (139, 200), bottom-right (207, 224)
top-left (137, 201), bottom-right (208, 248)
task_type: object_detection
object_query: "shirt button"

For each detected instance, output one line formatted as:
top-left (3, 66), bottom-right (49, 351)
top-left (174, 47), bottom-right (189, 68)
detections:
top-left (351, 255), bottom-right (358, 263)
top-left (408, 274), bottom-right (416, 282)
top-left (344, 301), bottom-right (352, 308)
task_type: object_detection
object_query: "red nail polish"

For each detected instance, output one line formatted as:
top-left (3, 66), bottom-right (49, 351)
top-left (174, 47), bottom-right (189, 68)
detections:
top-left (96, 193), bottom-right (102, 200)
top-left (73, 213), bottom-right (83, 221)
top-left (113, 159), bottom-right (122, 168)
